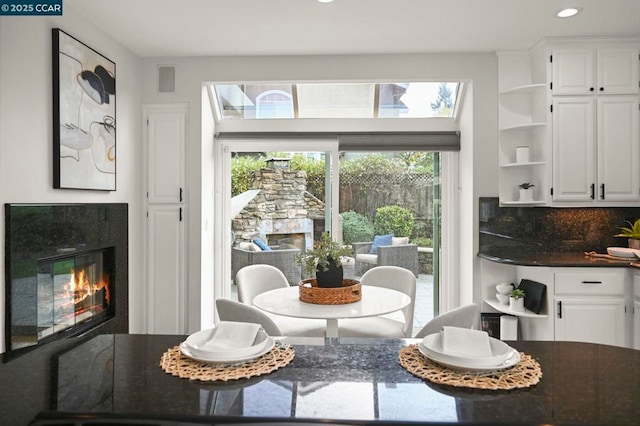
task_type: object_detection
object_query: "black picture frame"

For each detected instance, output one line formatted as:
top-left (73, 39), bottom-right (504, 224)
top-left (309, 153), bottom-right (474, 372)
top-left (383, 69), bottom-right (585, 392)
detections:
top-left (52, 28), bottom-right (116, 191)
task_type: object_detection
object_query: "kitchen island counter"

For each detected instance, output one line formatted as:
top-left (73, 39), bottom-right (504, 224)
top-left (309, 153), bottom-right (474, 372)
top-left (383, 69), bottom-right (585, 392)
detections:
top-left (11, 334), bottom-right (640, 425)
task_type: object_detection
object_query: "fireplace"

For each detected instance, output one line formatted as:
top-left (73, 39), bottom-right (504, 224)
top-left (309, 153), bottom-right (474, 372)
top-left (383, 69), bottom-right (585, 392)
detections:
top-left (30, 248), bottom-right (114, 347)
top-left (4, 203), bottom-right (128, 360)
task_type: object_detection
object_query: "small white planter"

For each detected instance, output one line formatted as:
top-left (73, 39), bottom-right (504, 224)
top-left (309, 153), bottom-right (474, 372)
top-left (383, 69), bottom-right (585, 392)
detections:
top-left (519, 188), bottom-right (533, 202)
top-left (510, 296), bottom-right (525, 311)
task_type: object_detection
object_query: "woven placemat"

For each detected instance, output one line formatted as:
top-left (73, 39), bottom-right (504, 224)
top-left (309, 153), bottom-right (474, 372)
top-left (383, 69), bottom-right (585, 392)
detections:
top-left (160, 342), bottom-right (295, 382)
top-left (399, 344), bottom-right (542, 390)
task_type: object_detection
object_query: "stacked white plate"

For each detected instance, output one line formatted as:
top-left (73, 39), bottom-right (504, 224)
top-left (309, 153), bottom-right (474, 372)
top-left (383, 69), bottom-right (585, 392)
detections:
top-left (607, 247), bottom-right (640, 259)
top-left (180, 321), bottom-right (274, 364)
top-left (418, 329), bottom-right (520, 372)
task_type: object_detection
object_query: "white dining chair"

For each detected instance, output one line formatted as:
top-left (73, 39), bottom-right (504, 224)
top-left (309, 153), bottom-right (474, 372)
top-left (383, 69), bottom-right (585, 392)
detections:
top-left (235, 264), bottom-right (290, 304)
top-left (215, 298), bottom-right (283, 336)
top-left (338, 266), bottom-right (417, 338)
top-left (234, 264), bottom-right (326, 337)
top-left (414, 303), bottom-right (480, 338)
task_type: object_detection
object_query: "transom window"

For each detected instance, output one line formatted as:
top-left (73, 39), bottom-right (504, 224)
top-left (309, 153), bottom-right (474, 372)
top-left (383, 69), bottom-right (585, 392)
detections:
top-left (211, 82), bottom-right (460, 120)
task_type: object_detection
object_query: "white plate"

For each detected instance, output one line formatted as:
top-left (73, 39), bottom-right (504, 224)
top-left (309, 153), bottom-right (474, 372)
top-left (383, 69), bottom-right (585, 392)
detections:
top-left (419, 333), bottom-right (520, 371)
top-left (606, 247), bottom-right (638, 258)
top-left (180, 338), bottom-right (274, 364)
top-left (185, 326), bottom-right (269, 360)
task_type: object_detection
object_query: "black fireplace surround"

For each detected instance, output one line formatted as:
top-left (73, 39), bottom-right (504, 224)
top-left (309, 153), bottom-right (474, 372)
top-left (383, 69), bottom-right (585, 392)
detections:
top-left (4, 203), bottom-right (128, 361)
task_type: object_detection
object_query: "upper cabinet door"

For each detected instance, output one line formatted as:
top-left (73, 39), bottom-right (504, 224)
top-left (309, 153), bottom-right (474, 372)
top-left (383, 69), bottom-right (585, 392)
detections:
top-left (146, 106), bottom-right (187, 204)
top-left (552, 48), bottom-right (595, 95)
top-left (597, 96), bottom-right (640, 201)
top-left (597, 48), bottom-right (640, 95)
top-left (552, 97), bottom-right (596, 201)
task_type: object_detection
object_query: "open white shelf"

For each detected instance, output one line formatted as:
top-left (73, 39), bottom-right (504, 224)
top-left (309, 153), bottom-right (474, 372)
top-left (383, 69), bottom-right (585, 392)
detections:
top-left (484, 298), bottom-right (548, 318)
top-left (500, 83), bottom-right (546, 95)
top-left (501, 161), bottom-right (547, 168)
top-left (499, 200), bottom-right (547, 206)
top-left (500, 122), bottom-right (547, 132)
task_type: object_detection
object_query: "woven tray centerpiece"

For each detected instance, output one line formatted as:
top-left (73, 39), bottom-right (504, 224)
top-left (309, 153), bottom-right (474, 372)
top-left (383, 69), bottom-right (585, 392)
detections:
top-left (298, 278), bottom-right (361, 305)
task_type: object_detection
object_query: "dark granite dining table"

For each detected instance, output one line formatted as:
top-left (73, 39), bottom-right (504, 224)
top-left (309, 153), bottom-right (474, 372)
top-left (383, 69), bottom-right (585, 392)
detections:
top-left (6, 334), bottom-right (640, 425)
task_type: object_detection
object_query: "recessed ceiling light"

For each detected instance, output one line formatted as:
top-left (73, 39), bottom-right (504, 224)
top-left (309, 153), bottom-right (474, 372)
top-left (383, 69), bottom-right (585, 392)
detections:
top-left (556, 7), bottom-right (582, 18)
top-left (318, 0), bottom-right (334, 3)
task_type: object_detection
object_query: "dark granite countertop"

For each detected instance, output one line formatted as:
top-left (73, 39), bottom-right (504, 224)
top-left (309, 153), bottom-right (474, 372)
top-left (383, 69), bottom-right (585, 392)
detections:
top-left (5, 334), bottom-right (640, 425)
top-left (478, 251), bottom-right (640, 268)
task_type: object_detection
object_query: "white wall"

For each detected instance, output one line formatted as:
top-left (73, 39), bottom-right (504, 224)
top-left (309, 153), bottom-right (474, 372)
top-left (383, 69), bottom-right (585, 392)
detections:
top-left (140, 53), bottom-right (498, 327)
top-left (0, 7), bottom-right (145, 349)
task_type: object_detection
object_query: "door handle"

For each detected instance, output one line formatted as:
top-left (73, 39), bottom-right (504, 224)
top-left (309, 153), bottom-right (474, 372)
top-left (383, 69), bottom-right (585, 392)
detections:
top-left (582, 280), bottom-right (602, 284)
top-left (590, 183), bottom-right (595, 199)
top-left (557, 301), bottom-right (562, 319)
top-left (600, 183), bottom-right (605, 200)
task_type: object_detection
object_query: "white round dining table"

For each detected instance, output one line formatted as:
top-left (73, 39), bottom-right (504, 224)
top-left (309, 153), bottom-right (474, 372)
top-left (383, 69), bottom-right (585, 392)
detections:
top-left (252, 285), bottom-right (411, 338)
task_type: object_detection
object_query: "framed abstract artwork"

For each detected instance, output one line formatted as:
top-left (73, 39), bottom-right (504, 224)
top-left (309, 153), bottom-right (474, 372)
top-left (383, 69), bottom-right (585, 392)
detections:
top-left (52, 28), bottom-right (116, 190)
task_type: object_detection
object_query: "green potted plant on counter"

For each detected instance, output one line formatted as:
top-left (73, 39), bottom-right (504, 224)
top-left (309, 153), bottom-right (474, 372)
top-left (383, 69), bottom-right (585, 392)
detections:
top-left (614, 218), bottom-right (640, 250)
top-left (509, 288), bottom-right (525, 312)
top-left (296, 232), bottom-right (352, 288)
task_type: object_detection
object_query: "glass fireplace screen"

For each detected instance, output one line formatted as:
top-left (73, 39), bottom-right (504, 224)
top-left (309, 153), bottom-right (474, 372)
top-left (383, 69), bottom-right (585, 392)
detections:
top-left (9, 248), bottom-right (115, 352)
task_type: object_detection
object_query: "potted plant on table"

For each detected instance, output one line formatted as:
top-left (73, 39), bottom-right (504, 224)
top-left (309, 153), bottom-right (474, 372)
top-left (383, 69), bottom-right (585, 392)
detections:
top-left (509, 288), bottom-right (525, 312)
top-left (518, 182), bottom-right (535, 202)
top-left (296, 232), bottom-right (353, 288)
top-left (614, 218), bottom-right (640, 250)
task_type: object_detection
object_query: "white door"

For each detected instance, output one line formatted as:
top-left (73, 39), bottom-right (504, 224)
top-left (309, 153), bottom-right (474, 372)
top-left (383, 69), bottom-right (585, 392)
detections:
top-left (552, 97), bottom-right (596, 201)
top-left (597, 48), bottom-right (640, 95)
top-left (147, 205), bottom-right (186, 334)
top-left (597, 96), bottom-right (640, 201)
top-left (552, 48), bottom-right (595, 95)
top-left (146, 106), bottom-right (186, 204)
top-left (555, 298), bottom-right (626, 347)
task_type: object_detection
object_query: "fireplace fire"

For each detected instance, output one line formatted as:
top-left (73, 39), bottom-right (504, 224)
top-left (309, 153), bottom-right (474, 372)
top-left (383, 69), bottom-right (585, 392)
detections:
top-left (36, 249), bottom-right (113, 342)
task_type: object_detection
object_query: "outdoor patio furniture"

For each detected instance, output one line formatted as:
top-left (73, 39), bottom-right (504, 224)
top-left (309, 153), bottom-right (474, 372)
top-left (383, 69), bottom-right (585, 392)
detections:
top-left (231, 245), bottom-right (302, 285)
top-left (352, 240), bottom-right (419, 277)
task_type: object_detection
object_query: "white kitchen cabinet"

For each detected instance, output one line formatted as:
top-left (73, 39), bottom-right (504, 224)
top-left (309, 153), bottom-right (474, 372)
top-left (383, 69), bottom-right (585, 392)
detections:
top-left (634, 273), bottom-right (640, 350)
top-left (553, 269), bottom-right (628, 348)
top-left (551, 95), bottom-right (639, 203)
top-left (146, 106), bottom-right (186, 204)
top-left (144, 104), bottom-right (188, 335)
top-left (552, 47), bottom-right (639, 95)
top-left (146, 205), bottom-right (186, 334)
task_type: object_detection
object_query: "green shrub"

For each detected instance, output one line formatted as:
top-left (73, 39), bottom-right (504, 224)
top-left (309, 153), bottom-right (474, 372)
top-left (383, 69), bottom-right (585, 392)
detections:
top-left (341, 211), bottom-right (375, 244)
top-left (231, 155), bottom-right (265, 196)
top-left (374, 205), bottom-right (415, 237)
top-left (412, 237), bottom-right (433, 248)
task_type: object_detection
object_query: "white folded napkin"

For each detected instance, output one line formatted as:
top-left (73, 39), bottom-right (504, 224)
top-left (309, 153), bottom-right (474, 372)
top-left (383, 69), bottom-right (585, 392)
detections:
top-left (197, 321), bottom-right (262, 352)
top-left (441, 326), bottom-right (492, 358)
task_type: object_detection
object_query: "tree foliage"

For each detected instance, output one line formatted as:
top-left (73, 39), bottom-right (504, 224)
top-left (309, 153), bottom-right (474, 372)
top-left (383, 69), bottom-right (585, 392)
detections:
top-left (374, 205), bottom-right (415, 237)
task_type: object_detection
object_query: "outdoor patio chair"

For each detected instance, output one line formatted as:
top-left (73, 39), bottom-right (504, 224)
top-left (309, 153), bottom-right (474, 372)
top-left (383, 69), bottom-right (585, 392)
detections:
top-left (232, 244), bottom-right (302, 285)
top-left (352, 238), bottom-right (419, 277)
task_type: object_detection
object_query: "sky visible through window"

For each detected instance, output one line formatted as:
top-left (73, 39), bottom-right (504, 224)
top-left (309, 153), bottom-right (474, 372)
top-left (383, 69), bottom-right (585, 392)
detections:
top-left (212, 82), bottom-right (459, 120)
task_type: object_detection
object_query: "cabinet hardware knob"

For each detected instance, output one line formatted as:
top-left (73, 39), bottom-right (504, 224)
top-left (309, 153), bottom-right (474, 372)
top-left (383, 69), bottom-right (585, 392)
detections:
top-left (590, 183), bottom-right (595, 199)
top-left (599, 87), bottom-right (604, 91)
top-left (600, 183), bottom-right (605, 200)
top-left (589, 87), bottom-right (594, 92)
top-left (582, 281), bottom-right (602, 284)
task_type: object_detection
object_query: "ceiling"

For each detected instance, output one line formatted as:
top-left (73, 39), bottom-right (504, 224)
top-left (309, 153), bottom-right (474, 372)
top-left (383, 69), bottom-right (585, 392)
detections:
top-left (66, 0), bottom-right (640, 58)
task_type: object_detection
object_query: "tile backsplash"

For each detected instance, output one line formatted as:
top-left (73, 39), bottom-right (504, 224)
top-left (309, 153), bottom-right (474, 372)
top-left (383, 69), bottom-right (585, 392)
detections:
top-left (479, 198), bottom-right (640, 254)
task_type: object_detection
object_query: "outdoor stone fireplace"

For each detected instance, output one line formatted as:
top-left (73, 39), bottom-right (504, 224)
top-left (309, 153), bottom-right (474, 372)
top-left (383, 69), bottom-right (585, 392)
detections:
top-left (232, 158), bottom-right (324, 250)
